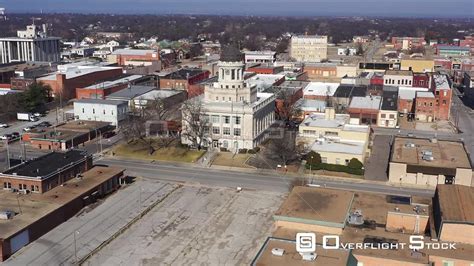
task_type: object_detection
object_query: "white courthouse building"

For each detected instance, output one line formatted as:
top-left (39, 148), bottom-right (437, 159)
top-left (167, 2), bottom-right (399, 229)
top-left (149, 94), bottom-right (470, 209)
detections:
top-left (181, 46), bottom-right (276, 151)
top-left (0, 24), bottom-right (61, 64)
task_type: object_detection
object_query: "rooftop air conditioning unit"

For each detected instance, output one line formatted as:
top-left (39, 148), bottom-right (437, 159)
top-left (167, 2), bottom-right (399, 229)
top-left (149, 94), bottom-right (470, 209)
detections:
top-left (301, 252), bottom-right (317, 261)
top-left (271, 248), bottom-right (285, 256)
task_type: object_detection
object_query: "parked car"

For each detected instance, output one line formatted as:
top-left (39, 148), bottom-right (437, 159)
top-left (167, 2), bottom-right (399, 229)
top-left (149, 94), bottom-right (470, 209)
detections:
top-left (102, 131), bottom-right (116, 139)
top-left (23, 126), bottom-right (35, 132)
top-left (33, 112), bottom-right (45, 117)
top-left (11, 132), bottom-right (20, 138)
top-left (38, 121), bottom-right (52, 127)
top-left (0, 134), bottom-right (12, 140)
top-left (0, 123), bottom-right (9, 128)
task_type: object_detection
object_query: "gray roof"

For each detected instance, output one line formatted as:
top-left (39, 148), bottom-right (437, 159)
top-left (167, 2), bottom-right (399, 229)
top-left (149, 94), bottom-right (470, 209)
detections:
top-left (106, 86), bottom-right (156, 100)
top-left (349, 96), bottom-right (382, 110)
top-left (74, 98), bottom-right (127, 106)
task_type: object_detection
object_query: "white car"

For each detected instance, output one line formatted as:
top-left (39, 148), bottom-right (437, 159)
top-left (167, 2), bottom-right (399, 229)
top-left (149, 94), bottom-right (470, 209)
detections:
top-left (23, 127), bottom-right (33, 132)
top-left (0, 123), bottom-right (8, 128)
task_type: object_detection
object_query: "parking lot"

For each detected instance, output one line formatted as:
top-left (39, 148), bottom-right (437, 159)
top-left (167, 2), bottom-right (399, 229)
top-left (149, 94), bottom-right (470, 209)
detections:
top-left (85, 184), bottom-right (284, 265)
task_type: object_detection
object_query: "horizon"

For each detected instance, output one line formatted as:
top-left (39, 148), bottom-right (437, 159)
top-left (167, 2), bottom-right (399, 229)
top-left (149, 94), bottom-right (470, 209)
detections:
top-left (1, 0), bottom-right (473, 18)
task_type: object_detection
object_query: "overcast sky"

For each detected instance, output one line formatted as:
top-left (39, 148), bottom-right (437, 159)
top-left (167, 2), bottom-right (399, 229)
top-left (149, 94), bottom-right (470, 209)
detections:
top-left (1, 0), bottom-right (473, 18)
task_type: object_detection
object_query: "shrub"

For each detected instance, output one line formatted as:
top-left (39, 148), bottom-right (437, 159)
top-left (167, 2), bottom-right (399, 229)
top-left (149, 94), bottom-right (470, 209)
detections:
top-left (248, 149), bottom-right (257, 154)
top-left (220, 147), bottom-right (228, 152)
top-left (348, 158), bottom-right (363, 169)
top-left (253, 147), bottom-right (261, 152)
top-left (305, 162), bottom-right (364, 176)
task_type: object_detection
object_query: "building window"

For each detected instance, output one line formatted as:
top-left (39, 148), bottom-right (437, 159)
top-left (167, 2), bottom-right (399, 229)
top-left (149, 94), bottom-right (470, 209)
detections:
top-left (443, 100), bottom-right (447, 105)
top-left (325, 131), bottom-right (338, 137)
top-left (223, 127), bottom-right (231, 135)
top-left (82, 108), bottom-right (85, 113)
top-left (234, 128), bottom-right (241, 136)
top-left (321, 157), bottom-right (328, 163)
top-left (389, 114), bottom-right (395, 119)
top-left (216, 96), bottom-right (219, 100)
top-left (335, 158), bottom-right (341, 165)
top-left (103, 109), bottom-right (106, 114)
top-left (3, 182), bottom-right (11, 189)
top-left (443, 91), bottom-right (447, 96)
top-left (442, 261), bottom-right (454, 266)
top-left (381, 114), bottom-right (386, 118)
top-left (223, 116), bottom-right (230, 124)
top-left (234, 116), bottom-right (241, 125)
top-left (211, 115), bottom-right (220, 123)
top-left (93, 108), bottom-right (95, 114)
top-left (212, 127), bottom-right (220, 134)
top-left (429, 102), bottom-right (433, 107)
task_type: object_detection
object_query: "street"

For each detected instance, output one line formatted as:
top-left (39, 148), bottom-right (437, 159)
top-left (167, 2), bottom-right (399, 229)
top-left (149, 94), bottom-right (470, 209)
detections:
top-left (98, 157), bottom-right (435, 197)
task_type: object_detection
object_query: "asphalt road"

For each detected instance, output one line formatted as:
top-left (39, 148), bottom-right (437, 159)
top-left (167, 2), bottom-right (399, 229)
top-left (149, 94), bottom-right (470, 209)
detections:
top-left (98, 157), bottom-right (435, 197)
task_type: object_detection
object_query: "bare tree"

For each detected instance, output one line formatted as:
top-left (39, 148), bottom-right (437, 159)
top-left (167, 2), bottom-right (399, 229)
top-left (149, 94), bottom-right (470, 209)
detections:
top-left (180, 97), bottom-right (210, 150)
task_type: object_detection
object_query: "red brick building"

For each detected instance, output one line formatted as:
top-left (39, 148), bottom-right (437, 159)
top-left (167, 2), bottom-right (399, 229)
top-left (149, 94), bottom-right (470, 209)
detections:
top-left (246, 65), bottom-right (284, 75)
top-left (0, 150), bottom-right (93, 194)
top-left (391, 37), bottom-right (426, 50)
top-left (415, 91), bottom-right (436, 122)
top-left (413, 72), bottom-right (430, 88)
top-left (75, 75), bottom-right (149, 99)
top-left (159, 68), bottom-right (210, 92)
top-left (37, 66), bottom-right (123, 100)
top-left (369, 72), bottom-right (384, 86)
top-left (430, 74), bottom-right (452, 120)
top-left (0, 166), bottom-right (124, 261)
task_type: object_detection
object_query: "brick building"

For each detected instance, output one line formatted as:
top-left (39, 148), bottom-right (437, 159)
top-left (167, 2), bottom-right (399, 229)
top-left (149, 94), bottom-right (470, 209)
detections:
top-left (430, 74), bottom-right (452, 120)
top-left (347, 95), bottom-right (382, 125)
top-left (415, 91), bottom-right (436, 122)
top-left (37, 66), bottom-right (123, 100)
top-left (23, 120), bottom-right (112, 151)
top-left (159, 68), bottom-right (210, 92)
top-left (0, 150), bottom-right (92, 194)
top-left (110, 49), bottom-right (160, 66)
top-left (412, 72), bottom-right (430, 88)
top-left (397, 86), bottom-right (429, 116)
top-left (0, 166), bottom-right (124, 261)
top-left (391, 36), bottom-right (426, 50)
top-left (246, 65), bottom-right (284, 75)
top-left (303, 63), bottom-right (337, 81)
top-left (75, 75), bottom-right (148, 99)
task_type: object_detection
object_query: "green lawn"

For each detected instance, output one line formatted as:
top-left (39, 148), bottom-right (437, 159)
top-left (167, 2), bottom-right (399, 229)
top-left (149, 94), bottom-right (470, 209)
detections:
top-left (113, 141), bottom-right (205, 163)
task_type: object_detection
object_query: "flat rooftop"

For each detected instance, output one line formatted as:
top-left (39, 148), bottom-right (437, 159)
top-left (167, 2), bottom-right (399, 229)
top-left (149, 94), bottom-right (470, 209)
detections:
top-left (37, 66), bottom-right (122, 81)
top-left (274, 186), bottom-right (354, 224)
top-left (398, 86), bottom-right (429, 100)
top-left (303, 82), bottom-right (339, 96)
top-left (112, 48), bottom-right (156, 56)
top-left (436, 185), bottom-right (474, 223)
top-left (0, 166), bottom-right (125, 240)
top-left (162, 68), bottom-right (206, 80)
top-left (1, 150), bottom-right (89, 179)
top-left (391, 137), bottom-right (472, 171)
top-left (74, 98), bottom-right (127, 106)
top-left (135, 89), bottom-right (183, 100)
top-left (106, 85), bottom-right (155, 100)
top-left (349, 96), bottom-right (382, 110)
top-left (385, 69), bottom-right (413, 76)
top-left (252, 238), bottom-right (351, 266)
top-left (311, 140), bottom-right (366, 155)
top-left (271, 188), bottom-right (474, 265)
top-left (56, 120), bottom-right (111, 132)
top-left (83, 75), bottom-right (144, 90)
top-left (301, 113), bottom-right (349, 128)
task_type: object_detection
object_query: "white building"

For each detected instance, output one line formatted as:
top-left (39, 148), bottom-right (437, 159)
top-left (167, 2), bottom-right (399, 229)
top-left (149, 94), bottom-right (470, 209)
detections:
top-left (244, 51), bottom-right (276, 64)
top-left (181, 46), bottom-right (275, 151)
top-left (337, 47), bottom-right (357, 56)
top-left (383, 70), bottom-right (414, 87)
top-left (73, 99), bottom-right (128, 126)
top-left (290, 35), bottom-right (328, 62)
top-left (0, 24), bottom-right (61, 64)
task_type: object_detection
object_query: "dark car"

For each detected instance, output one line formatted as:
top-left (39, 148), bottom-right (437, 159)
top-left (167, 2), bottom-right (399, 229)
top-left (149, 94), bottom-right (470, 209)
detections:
top-left (102, 131), bottom-right (116, 139)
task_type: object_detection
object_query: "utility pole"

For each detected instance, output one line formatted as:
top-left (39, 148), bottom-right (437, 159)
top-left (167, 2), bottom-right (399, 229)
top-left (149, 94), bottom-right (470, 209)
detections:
top-left (5, 140), bottom-right (10, 168)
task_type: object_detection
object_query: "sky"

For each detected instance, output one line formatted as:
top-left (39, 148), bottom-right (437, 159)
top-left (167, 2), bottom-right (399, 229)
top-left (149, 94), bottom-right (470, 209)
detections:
top-left (0, 0), bottom-right (473, 18)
